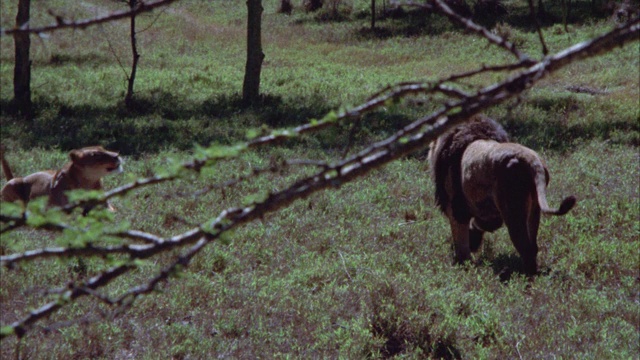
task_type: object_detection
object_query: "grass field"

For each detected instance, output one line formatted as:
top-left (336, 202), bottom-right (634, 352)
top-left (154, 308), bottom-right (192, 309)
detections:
top-left (1, 0), bottom-right (638, 358)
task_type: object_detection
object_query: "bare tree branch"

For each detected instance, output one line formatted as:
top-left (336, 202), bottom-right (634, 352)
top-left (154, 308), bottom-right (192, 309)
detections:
top-left (0, 0), bottom-right (179, 36)
top-left (528, 0), bottom-right (549, 55)
top-left (406, 0), bottom-right (536, 64)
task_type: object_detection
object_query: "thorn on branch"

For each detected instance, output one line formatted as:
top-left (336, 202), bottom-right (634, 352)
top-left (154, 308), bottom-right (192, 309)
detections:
top-left (47, 10), bottom-right (67, 26)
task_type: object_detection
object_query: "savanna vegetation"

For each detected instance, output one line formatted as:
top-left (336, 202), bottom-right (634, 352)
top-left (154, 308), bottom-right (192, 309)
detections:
top-left (0, 0), bottom-right (638, 358)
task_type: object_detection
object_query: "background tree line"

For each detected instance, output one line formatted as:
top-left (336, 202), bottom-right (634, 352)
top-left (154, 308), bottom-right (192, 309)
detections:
top-left (7, 0), bottom-right (637, 120)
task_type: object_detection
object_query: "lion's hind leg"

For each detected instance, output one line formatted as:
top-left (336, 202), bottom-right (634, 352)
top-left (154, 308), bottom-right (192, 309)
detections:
top-left (1, 179), bottom-right (32, 204)
top-left (496, 160), bottom-right (540, 275)
top-left (501, 208), bottom-right (539, 275)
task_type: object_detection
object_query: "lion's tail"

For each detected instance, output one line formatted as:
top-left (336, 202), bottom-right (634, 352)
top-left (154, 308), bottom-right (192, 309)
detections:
top-left (533, 165), bottom-right (576, 216)
top-left (0, 144), bottom-right (15, 181)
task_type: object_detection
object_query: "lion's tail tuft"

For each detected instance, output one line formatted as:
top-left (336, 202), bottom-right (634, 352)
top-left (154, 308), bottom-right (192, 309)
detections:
top-left (555, 195), bottom-right (577, 215)
top-left (534, 163), bottom-right (576, 216)
top-left (539, 192), bottom-right (577, 216)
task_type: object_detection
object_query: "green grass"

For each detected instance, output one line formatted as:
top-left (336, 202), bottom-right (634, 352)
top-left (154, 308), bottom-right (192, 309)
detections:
top-left (1, 0), bottom-right (639, 358)
top-left (1, 143), bottom-right (637, 358)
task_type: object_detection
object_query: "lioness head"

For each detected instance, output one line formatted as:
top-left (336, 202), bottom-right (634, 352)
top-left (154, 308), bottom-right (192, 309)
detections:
top-left (69, 146), bottom-right (123, 181)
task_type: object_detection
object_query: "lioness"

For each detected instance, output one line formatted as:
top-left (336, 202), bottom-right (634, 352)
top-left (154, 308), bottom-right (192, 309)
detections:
top-left (429, 115), bottom-right (576, 275)
top-left (1, 145), bottom-right (123, 212)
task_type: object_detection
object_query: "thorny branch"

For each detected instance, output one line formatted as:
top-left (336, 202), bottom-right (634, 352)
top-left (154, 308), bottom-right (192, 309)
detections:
top-left (1, 6), bottom-right (638, 339)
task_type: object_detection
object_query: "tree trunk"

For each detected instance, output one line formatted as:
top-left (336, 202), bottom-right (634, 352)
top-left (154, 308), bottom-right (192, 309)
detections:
top-left (371, 0), bottom-right (376, 30)
top-left (14, 0), bottom-right (32, 119)
top-left (537, 0), bottom-right (546, 18)
top-left (562, 0), bottom-right (572, 32)
top-left (125, 0), bottom-right (140, 109)
top-left (242, 0), bottom-right (264, 106)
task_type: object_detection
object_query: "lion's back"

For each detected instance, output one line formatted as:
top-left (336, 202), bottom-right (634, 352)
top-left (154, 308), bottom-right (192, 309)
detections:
top-left (429, 114), bottom-right (510, 220)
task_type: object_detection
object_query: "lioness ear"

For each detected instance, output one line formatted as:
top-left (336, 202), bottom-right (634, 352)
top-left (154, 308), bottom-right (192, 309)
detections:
top-left (69, 149), bottom-right (83, 162)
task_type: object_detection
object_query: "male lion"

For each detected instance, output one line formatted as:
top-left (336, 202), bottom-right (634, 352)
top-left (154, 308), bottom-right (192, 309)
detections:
top-left (429, 114), bottom-right (576, 275)
top-left (1, 145), bottom-right (123, 213)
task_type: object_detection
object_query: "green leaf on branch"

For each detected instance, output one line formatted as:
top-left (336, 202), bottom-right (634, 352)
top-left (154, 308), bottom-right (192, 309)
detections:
top-left (1, 326), bottom-right (14, 337)
top-left (321, 111), bottom-right (339, 123)
top-left (195, 143), bottom-right (244, 162)
top-left (245, 124), bottom-right (271, 140)
top-left (242, 192), bottom-right (268, 207)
